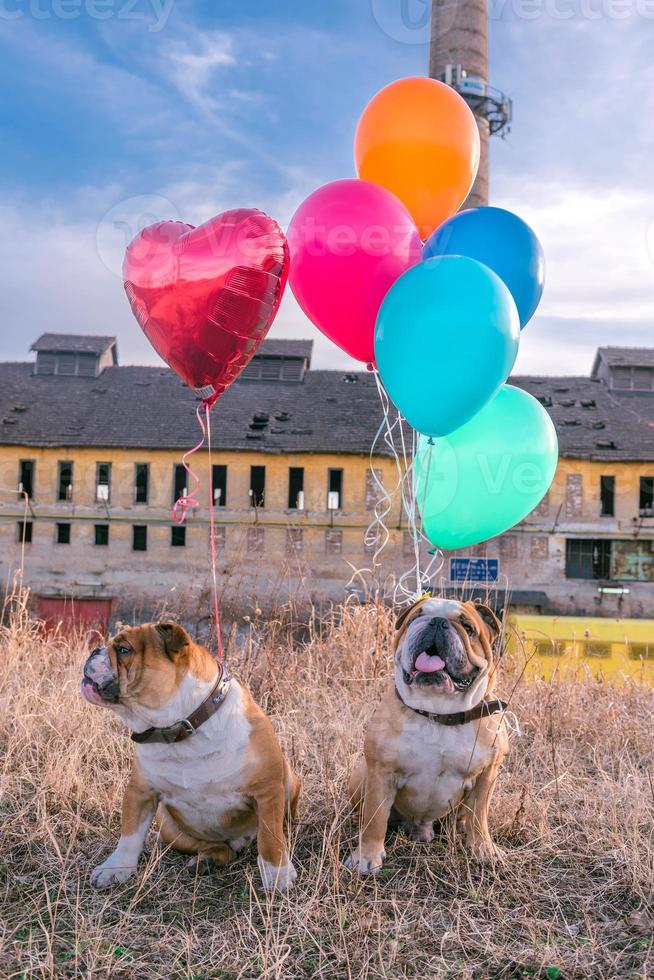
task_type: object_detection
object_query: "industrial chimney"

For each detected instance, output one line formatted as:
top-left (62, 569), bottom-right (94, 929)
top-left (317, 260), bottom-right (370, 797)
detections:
top-left (430, 0), bottom-right (511, 206)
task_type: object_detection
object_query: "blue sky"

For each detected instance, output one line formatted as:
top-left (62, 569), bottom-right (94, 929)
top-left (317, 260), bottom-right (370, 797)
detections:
top-left (1, 0), bottom-right (653, 374)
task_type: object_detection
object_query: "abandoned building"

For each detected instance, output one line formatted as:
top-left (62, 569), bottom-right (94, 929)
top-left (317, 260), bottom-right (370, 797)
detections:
top-left (0, 334), bottom-right (653, 623)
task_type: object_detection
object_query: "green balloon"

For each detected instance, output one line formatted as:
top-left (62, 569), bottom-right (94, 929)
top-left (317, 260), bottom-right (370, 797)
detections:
top-left (414, 385), bottom-right (559, 551)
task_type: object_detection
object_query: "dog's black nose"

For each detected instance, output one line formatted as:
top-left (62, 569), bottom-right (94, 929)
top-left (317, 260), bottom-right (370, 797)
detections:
top-left (431, 617), bottom-right (450, 632)
top-left (99, 677), bottom-right (120, 702)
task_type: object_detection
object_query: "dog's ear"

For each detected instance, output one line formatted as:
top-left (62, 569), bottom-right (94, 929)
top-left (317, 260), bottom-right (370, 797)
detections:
top-left (395, 597), bottom-right (427, 632)
top-left (473, 602), bottom-right (502, 642)
top-left (155, 622), bottom-right (191, 659)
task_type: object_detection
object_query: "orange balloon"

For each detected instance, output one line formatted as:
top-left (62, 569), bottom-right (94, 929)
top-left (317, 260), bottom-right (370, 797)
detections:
top-left (354, 76), bottom-right (480, 240)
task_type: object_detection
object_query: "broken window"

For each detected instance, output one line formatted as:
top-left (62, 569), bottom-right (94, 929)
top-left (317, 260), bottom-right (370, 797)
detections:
top-left (212, 465), bottom-right (227, 507)
top-left (135, 464), bottom-right (149, 504)
top-left (600, 475), bottom-right (615, 517)
top-left (327, 469), bottom-right (343, 510)
top-left (288, 467), bottom-right (304, 509)
top-left (639, 476), bottom-right (654, 515)
top-left (133, 525), bottom-right (147, 552)
top-left (96, 462), bottom-right (111, 503)
top-left (56, 523), bottom-right (71, 545)
top-left (250, 466), bottom-right (265, 508)
top-left (19, 460), bottom-right (35, 499)
top-left (95, 524), bottom-right (109, 546)
top-left (58, 461), bottom-right (74, 502)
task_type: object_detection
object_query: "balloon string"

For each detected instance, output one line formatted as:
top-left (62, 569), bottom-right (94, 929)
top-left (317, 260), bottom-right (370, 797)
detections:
top-left (401, 438), bottom-right (444, 602)
top-left (341, 368), bottom-right (447, 608)
top-left (390, 398), bottom-right (444, 605)
top-left (173, 404), bottom-right (207, 524)
top-left (368, 371), bottom-right (444, 606)
top-left (366, 373), bottom-right (402, 567)
top-left (346, 370), bottom-right (405, 598)
top-left (374, 373), bottom-right (426, 605)
top-left (172, 402), bottom-right (223, 662)
top-left (397, 411), bottom-right (421, 597)
top-left (205, 404), bottom-right (223, 663)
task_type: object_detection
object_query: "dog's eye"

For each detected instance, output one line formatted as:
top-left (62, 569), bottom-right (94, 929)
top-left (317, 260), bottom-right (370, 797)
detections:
top-left (115, 644), bottom-right (132, 658)
top-left (461, 621), bottom-right (476, 636)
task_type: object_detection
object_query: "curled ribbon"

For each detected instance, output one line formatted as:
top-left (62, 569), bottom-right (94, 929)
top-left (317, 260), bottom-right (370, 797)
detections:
top-left (172, 401), bottom-right (223, 662)
top-left (173, 404), bottom-right (207, 525)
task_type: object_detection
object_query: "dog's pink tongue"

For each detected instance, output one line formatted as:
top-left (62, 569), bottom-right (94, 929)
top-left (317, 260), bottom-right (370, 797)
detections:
top-left (415, 652), bottom-right (446, 673)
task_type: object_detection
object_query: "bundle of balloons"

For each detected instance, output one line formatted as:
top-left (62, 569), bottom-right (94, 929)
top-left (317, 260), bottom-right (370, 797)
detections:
top-left (122, 74), bottom-right (559, 557)
top-left (287, 76), bottom-right (558, 551)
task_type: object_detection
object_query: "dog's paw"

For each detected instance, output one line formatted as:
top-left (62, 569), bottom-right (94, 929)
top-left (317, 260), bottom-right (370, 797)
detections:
top-left (343, 848), bottom-right (385, 875)
top-left (469, 839), bottom-right (502, 864)
top-left (90, 859), bottom-right (137, 889)
top-left (410, 821), bottom-right (435, 844)
top-left (257, 856), bottom-right (297, 893)
top-left (186, 855), bottom-right (217, 876)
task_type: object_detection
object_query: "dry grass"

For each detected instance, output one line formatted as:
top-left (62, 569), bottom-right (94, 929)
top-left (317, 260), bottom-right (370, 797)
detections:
top-left (1, 595), bottom-right (653, 980)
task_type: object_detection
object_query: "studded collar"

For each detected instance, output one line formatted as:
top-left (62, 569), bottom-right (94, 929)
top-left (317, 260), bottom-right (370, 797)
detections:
top-left (131, 665), bottom-right (232, 745)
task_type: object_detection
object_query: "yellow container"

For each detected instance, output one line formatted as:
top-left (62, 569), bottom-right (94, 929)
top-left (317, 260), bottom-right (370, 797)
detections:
top-left (505, 615), bottom-right (654, 686)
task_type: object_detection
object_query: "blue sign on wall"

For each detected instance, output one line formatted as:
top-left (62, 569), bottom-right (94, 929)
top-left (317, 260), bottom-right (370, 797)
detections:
top-left (449, 558), bottom-right (499, 583)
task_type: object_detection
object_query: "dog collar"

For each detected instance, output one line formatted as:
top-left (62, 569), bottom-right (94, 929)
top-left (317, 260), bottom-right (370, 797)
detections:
top-left (395, 687), bottom-right (507, 727)
top-left (131, 665), bottom-right (232, 745)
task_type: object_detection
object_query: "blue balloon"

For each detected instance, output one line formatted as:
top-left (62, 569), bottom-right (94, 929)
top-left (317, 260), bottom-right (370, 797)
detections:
top-left (423, 207), bottom-right (545, 328)
top-left (374, 255), bottom-right (520, 438)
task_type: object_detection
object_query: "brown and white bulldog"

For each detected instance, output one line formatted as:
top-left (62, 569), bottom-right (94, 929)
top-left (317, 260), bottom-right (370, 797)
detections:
top-left (346, 597), bottom-right (509, 874)
top-left (81, 622), bottom-right (300, 893)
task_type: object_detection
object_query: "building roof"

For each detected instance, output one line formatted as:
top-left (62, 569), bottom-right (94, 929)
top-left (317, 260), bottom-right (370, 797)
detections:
top-left (0, 362), bottom-right (388, 454)
top-left (253, 339), bottom-right (313, 362)
top-left (1, 339), bottom-right (654, 459)
top-left (30, 333), bottom-right (117, 355)
top-left (512, 375), bottom-right (654, 461)
top-left (592, 346), bottom-right (654, 376)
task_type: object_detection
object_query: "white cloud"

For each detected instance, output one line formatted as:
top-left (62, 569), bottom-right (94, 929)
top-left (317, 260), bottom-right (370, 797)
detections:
top-left (0, 199), bottom-right (151, 365)
top-left (513, 315), bottom-right (654, 376)
top-left (2, 172), bottom-right (653, 380)
top-left (504, 183), bottom-right (654, 321)
top-left (496, 182), bottom-right (654, 374)
top-left (163, 31), bottom-right (237, 114)
top-left (0, 183), bottom-right (338, 372)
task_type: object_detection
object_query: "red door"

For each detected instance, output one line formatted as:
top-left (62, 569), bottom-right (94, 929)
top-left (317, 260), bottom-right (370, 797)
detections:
top-left (36, 596), bottom-right (115, 636)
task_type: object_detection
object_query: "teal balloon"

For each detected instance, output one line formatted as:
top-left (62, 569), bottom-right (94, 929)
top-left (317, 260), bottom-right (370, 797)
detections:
top-left (414, 385), bottom-right (559, 551)
top-left (375, 255), bottom-right (520, 437)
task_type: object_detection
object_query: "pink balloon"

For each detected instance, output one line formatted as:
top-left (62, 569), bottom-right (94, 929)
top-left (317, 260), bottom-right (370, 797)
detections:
top-left (287, 179), bottom-right (422, 363)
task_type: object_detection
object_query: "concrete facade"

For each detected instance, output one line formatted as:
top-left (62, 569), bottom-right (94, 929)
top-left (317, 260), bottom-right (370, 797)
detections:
top-left (1, 337), bottom-right (654, 622)
top-left (468, 458), bottom-right (654, 618)
top-left (2, 446), bottom-right (654, 620)
top-left (0, 443), bottom-right (406, 616)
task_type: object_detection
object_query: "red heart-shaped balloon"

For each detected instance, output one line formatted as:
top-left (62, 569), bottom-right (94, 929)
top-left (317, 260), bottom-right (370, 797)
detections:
top-left (123, 209), bottom-right (289, 404)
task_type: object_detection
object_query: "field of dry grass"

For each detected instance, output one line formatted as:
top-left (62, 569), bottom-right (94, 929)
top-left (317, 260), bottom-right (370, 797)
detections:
top-left (1, 594), bottom-right (653, 979)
